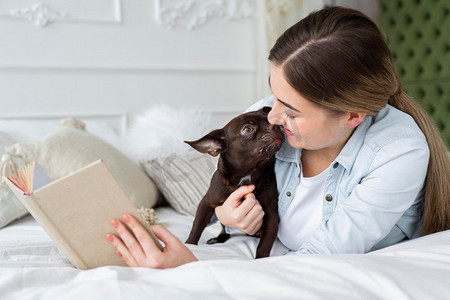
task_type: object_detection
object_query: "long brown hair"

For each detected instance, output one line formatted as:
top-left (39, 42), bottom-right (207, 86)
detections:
top-left (268, 6), bottom-right (450, 235)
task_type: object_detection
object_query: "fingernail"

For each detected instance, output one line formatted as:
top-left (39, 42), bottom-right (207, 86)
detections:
top-left (123, 214), bottom-right (131, 223)
top-left (111, 219), bottom-right (119, 228)
top-left (106, 234), bottom-right (114, 242)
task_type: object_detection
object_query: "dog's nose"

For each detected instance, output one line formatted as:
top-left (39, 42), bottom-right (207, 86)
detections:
top-left (267, 124), bottom-right (277, 131)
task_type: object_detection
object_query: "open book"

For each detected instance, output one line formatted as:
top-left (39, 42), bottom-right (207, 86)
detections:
top-left (5, 159), bottom-right (163, 270)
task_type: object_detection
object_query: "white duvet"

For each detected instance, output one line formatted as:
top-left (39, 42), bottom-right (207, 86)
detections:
top-left (1, 206), bottom-right (449, 299)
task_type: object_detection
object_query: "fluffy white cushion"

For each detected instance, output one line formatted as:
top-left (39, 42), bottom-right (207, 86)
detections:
top-left (125, 105), bottom-right (216, 215)
top-left (124, 104), bottom-right (213, 160)
top-left (0, 132), bottom-right (28, 228)
top-left (0, 118), bottom-right (159, 215)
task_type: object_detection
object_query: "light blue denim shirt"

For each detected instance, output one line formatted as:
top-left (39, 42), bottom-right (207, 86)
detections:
top-left (247, 95), bottom-right (429, 254)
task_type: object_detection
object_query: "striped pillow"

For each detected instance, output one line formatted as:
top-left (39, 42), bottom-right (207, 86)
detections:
top-left (141, 154), bottom-right (218, 216)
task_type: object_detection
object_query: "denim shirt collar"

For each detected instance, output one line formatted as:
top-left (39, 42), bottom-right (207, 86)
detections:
top-left (275, 136), bottom-right (301, 165)
top-left (334, 113), bottom-right (374, 171)
top-left (336, 105), bottom-right (392, 170)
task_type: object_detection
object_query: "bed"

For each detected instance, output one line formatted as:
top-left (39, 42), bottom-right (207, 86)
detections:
top-left (1, 1), bottom-right (450, 298)
top-left (0, 114), bottom-right (449, 300)
top-left (2, 207), bottom-right (450, 299)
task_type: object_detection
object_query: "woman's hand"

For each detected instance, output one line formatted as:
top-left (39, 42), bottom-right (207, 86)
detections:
top-left (106, 214), bottom-right (197, 269)
top-left (215, 185), bottom-right (265, 235)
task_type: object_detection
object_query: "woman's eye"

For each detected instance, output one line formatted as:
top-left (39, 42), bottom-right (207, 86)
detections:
top-left (241, 125), bottom-right (254, 135)
top-left (284, 111), bottom-right (294, 119)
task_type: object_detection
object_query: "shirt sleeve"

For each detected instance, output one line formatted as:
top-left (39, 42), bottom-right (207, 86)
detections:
top-left (295, 137), bottom-right (429, 255)
top-left (244, 95), bottom-right (274, 112)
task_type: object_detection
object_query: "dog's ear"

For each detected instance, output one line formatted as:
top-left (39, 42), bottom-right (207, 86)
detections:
top-left (260, 106), bottom-right (272, 114)
top-left (184, 129), bottom-right (226, 157)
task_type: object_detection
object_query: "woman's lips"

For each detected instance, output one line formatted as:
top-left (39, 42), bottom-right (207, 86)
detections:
top-left (283, 126), bottom-right (295, 136)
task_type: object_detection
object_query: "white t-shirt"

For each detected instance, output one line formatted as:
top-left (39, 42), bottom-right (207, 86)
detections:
top-left (277, 167), bottom-right (329, 251)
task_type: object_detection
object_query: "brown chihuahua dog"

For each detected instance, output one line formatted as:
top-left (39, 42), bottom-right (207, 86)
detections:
top-left (185, 107), bottom-right (284, 258)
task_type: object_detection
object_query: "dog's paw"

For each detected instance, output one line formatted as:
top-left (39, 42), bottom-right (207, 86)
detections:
top-left (207, 233), bottom-right (230, 244)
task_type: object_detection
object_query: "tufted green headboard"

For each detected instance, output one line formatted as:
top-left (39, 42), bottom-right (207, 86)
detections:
top-left (378, 0), bottom-right (450, 147)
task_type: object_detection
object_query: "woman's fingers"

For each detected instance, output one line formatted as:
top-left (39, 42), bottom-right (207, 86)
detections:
top-left (106, 230), bottom-right (139, 266)
top-left (238, 194), bottom-right (265, 234)
top-left (217, 190), bottom-right (265, 234)
top-left (109, 216), bottom-right (148, 265)
top-left (150, 224), bottom-right (179, 248)
top-left (228, 185), bottom-right (255, 208)
top-left (107, 214), bottom-right (198, 269)
top-left (121, 214), bottom-right (162, 256)
top-left (245, 207), bottom-right (265, 235)
top-left (215, 185), bottom-right (266, 234)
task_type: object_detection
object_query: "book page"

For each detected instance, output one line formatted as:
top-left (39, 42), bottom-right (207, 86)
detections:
top-left (33, 163), bottom-right (52, 191)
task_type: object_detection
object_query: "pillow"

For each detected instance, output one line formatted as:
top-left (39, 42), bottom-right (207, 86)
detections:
top-left (0, 118), bottom-right (159, 214)
top-left (0, 132), bottom-right (28, 228)
top-left (141, 153), bottom-right (217, 216)
top-left (125, 104), bottom-right (216, 215)
top-left (124, 104), bottom-right (213, 161)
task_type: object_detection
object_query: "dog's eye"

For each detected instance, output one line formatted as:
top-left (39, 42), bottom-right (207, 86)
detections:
top-left (241, 125), bottom-right (254, 135)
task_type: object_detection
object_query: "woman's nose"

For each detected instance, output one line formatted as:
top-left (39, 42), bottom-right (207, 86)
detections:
top-left (267, 104), bottom-right (283, 125)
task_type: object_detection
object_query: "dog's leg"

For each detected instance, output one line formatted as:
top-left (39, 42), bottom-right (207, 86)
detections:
top-left (255, 211), bottom-right (279, 258)
top-left (185, 198), bottom-right (215, 245)
top-left (207, 224), bottom-right (230, 244)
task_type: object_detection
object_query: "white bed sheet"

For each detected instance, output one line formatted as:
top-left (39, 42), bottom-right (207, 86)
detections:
top-left (1, 206), bottom-right (449, 299)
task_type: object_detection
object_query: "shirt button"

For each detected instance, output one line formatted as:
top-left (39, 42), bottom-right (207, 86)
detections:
top-left (333, 162), bottom-right (339, 169)
top-left (325, 194), bottom-right (333, 202)
top-left (286, 191), bottom-right (292, 197)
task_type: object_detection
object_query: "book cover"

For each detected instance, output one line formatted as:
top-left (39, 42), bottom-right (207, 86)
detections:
top-left (5, 159), bottom-right (163, 270)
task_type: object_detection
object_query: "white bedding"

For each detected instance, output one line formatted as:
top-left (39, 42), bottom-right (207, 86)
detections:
top-left (1, 206), bottom-right (450, 299)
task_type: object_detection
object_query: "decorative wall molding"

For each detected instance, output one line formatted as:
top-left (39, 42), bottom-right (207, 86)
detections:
top-left (154, 0), bottom-right (254, 30)
top-left (0, 0), bottom-right (122, 27)
top-left (10, 3), bottom-right (66, 27)
top-left (154, 0), bottom-right (193, 30)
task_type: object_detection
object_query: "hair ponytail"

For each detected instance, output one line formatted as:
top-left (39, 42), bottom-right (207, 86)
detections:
top-left (389, 89), bottom-right (450, 235)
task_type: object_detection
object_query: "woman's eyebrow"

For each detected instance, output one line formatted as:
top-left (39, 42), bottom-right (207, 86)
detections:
top-left (268, 75), bottom-right (301, 112)
top-left (278, 99), bottom-right (301, 112)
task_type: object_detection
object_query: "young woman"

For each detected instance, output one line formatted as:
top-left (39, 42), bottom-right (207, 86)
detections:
top-left (106, 6), bottom-right (450, 268)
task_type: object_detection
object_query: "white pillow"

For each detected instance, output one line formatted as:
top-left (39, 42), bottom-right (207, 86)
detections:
top-left (125, 104), bottom-right (215, 215)
top-left (0, 118), bottom-right (159, 219)
top-left (124, 104), bottom-right (213, 161)
top-left (0, 132), bottom-right (28, 228)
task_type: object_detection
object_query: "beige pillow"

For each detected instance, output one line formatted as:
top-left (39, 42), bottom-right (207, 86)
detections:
top-left (0, 118), bottom-right (159, 210)
top-left (141, 153), bottom-right (217, 216)
top-left (0, 132), bottom-right (28, 228)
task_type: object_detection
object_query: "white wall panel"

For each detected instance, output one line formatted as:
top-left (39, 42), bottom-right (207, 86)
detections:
top-left (0, 69), bottom-right (254, 126)
top-left (0, 0), bottom-right (259, 128)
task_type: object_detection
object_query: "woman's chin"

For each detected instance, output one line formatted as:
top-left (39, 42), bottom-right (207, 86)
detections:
top-left (286, 135), bottom-right (304, 148)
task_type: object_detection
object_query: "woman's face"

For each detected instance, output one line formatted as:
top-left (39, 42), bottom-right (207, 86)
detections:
top-left (268, 64), bottom-right (353, 152)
